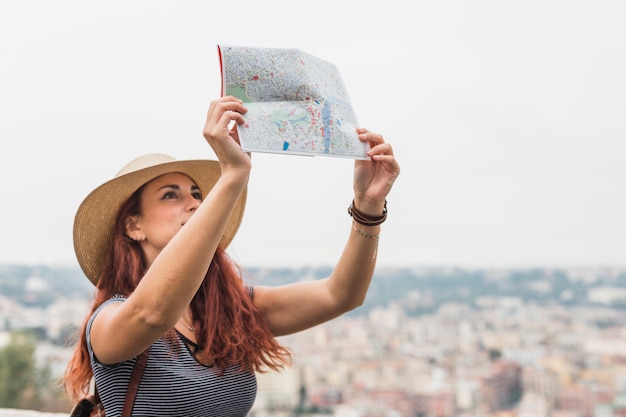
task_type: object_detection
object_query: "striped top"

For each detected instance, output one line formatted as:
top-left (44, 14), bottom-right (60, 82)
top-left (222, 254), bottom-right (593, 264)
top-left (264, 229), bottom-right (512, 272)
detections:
top-left (86, 297), bottom-right (257, 417)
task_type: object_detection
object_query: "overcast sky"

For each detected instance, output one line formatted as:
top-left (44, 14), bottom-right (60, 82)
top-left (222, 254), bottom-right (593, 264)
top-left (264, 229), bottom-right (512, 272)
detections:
top-left (1, 0), bottom-right (624, 271)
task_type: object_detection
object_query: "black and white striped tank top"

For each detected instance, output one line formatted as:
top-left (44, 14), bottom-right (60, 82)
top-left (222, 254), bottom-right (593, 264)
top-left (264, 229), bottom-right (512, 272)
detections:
top-left (86, 297), bottom-right (257, 416)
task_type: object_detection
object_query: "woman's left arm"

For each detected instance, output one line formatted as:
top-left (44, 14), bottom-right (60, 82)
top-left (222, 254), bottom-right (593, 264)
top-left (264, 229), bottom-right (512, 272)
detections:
top-left (254, 128), bottom-right (400, 336)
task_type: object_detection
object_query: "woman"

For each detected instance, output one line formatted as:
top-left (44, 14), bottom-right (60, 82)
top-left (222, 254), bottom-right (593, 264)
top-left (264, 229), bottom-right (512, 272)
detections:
top-left (64, 96), bottom-right (400, 416)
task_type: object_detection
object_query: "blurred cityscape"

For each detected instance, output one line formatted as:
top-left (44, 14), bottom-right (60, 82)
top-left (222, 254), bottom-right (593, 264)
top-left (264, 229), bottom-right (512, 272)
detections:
top-left (1, 264), bottom-right (626, 416)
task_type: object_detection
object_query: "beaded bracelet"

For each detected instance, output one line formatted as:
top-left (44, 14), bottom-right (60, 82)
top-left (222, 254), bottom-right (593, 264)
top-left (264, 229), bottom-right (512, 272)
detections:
top-left (348, 199), bottom-right (387, 226)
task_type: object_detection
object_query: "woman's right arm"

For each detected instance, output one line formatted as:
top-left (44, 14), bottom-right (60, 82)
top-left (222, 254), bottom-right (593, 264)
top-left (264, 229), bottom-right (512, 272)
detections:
top-left (89, 97), bottom-right (250, 364)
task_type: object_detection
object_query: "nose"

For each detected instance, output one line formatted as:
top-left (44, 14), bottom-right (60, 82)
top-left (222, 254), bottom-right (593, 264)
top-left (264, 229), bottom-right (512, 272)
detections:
top-left (186, 195), bottom-right (200, 212)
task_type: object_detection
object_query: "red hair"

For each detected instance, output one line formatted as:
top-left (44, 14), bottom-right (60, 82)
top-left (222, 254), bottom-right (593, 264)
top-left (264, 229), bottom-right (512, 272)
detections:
top-left (64, 185), bottom-right (291, 401)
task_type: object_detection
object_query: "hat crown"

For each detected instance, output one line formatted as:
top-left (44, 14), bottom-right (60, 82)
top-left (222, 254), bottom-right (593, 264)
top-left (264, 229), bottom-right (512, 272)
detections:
top-left (116, 153), bottom-right (177, 177)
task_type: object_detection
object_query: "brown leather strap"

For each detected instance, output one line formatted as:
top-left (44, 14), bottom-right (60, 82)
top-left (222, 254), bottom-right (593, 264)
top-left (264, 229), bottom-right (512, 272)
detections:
top-left (122, 349), bottom-right (150, 417)
top-left (348, 199), bottom-right (388, 226)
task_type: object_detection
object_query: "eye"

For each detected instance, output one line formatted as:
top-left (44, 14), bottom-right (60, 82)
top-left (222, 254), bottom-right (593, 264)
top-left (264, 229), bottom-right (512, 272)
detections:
top-left (162, 191), bottom-right (178, 200)
top-left (192, 191), bottom-right (202, 201)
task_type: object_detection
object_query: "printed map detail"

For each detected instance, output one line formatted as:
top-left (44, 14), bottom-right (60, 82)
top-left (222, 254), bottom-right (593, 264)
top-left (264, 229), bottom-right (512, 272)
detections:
top-left (218, 45), bottom-right (369, 159)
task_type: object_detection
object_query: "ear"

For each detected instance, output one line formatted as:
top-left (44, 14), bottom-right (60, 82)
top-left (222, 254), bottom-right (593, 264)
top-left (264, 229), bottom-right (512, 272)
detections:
top-left (125, 215), bottom-right (144, 241)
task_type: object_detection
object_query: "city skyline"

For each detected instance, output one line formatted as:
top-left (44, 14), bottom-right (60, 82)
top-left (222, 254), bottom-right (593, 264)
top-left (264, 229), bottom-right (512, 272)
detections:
top-left (2, 264), bottom-right (626, 415)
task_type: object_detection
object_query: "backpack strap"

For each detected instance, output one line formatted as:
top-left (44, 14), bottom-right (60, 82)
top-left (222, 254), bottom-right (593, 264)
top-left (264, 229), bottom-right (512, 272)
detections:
top-left (93, 348), bottom-right (150, 417)
top-left (122, 349), bottom-right (150, 417)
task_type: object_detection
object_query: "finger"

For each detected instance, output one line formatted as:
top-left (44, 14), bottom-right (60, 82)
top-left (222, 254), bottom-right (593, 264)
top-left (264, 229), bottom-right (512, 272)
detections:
top-left (370, 153), bottom-right (396, 163)
top-left (204, 106), bottom-right (245, 141)
top-left (216, 101), bottom-right (247, 117)
top-left (229, 123), bottom-right (242, 145)
top-left (208, 96), bottom-right (242, 112)
top-left (357, 130), bottom-right (385, 146)
top-left (216, 96), bottom-right (244, 108)
top-left (221, 95), bottom-right (244, 103)
top-left (208, 98), bottom-right (246, 122)
top-left (220, 110), bottom-right (246, 125)
top-left (367, 143), bottom-right (393, 158)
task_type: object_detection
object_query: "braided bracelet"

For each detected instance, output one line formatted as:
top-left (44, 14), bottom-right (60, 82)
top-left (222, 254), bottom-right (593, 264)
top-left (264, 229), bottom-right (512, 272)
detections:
top-left (348, 199), bottom-right (387, 226)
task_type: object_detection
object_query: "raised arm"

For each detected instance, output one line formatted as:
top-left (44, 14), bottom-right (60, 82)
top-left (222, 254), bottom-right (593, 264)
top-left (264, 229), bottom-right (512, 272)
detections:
top-left (89, 97), bottom-right (251, 364)
top-left (253, 129), bottom-right (400, 336)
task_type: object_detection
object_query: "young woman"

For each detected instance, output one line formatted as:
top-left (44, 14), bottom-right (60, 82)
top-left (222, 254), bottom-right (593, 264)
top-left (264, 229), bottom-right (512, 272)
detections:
top-left (65, 95), bottom-right (400, 416)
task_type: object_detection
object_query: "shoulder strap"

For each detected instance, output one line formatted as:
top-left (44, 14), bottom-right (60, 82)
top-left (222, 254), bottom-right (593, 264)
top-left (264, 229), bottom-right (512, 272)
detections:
top-left (94, 349), bottom-right (150, 417)
top-left (122, 348), bottom-right (150, 417)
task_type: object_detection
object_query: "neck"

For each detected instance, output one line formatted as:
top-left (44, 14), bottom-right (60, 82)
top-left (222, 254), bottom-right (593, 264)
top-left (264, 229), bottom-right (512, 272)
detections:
top-left (178, 310), bottom-right (195, 332)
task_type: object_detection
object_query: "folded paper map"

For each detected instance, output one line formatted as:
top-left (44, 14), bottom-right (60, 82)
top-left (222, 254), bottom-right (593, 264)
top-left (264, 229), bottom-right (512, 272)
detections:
top-left (218, 45), bottom-right (369, 159)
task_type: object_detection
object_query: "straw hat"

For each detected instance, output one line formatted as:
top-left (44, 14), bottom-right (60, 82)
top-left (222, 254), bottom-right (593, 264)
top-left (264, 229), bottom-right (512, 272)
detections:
top-left (73, 153), bottom-right (246, 285)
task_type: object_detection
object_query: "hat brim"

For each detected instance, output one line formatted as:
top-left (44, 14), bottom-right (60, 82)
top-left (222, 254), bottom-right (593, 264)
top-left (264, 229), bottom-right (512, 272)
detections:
top-left (73, 158), bottom-right (246, 286)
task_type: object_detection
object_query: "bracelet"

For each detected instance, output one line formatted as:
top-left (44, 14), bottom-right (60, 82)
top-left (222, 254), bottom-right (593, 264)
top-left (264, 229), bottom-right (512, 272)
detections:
top-left (352, 223), bottom-right (380, 240)
top-left (352, 223), bottom-right (380, 261)
top-left (348, 199), bottom-right (387, 226)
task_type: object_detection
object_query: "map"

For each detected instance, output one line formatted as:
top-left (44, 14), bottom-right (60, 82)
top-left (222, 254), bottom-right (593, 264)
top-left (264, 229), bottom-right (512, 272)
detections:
top-left (218, 45), bottom-right (369, 159)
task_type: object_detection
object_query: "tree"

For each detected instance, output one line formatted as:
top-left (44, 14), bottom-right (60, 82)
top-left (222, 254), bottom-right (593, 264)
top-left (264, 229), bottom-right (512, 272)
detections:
top-left (0, 331), bottom-right (37, 408)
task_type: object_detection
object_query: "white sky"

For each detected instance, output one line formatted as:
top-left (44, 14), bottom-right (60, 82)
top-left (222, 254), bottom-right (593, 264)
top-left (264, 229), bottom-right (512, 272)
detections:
top-left (1, 0), bottom-right (624, 270)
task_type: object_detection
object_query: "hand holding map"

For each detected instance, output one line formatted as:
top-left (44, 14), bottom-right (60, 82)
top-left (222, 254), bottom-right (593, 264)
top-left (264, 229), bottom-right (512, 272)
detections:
top-left (218, 45), bottom-right (369, 159)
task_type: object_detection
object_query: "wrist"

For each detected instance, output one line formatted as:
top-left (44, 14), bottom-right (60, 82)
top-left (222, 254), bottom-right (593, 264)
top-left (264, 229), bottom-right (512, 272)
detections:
top-left (352, 197), bottom-right (386, 217)
top-left (218, 169), bottom-right (249, 192)
top-left (348, 199), bottom-right (387, 226)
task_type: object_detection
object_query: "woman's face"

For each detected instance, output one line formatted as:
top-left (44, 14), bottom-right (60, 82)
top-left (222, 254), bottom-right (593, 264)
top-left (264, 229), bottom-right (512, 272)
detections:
top-left (127, 172), bottom-right (202, 258)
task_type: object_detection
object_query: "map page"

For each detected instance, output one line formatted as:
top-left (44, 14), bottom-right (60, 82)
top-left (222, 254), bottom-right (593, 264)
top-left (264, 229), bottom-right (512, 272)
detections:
top-left (218, 45), bottom-right (369, 159)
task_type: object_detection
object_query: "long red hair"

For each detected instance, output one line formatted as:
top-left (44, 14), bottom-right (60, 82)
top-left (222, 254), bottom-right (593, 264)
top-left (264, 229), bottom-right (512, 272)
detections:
top-left (64, 183), bottom-right (291, 401)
